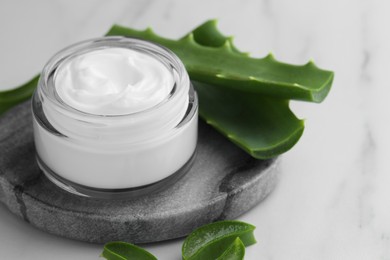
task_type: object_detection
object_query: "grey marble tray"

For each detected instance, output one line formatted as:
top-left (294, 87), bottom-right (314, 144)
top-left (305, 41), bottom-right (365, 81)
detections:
top-left (0, 101), bottom-right (279, 244)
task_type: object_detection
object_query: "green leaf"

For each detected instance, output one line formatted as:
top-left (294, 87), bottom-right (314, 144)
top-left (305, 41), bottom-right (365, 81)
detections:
top-left (189, 21), bottom-right (305, 158)
top-left (107, 22), bottom-right (334, 103)
top-left (182, 220), bottom-right (256, 260)
top-left (216, 237), bottom-right (246, 260)
top-left (101, 241), bottom-right (157, 260)
top-left (0, 75), bottom-right (39, 114)
top-left (194, 81), bottom-right (304, 158)
top-left (185, 20), bottom-right (305, 158)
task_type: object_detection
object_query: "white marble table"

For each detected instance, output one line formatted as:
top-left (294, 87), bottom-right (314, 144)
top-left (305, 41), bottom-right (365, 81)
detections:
top-left (1, 0), bottom-right (389, 259)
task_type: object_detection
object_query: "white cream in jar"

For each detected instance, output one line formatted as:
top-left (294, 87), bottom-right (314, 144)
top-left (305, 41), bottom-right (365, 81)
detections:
top-left (55, 48), bottom-right (175, 115)
top-left (32, 37), bottom-right (198, 198)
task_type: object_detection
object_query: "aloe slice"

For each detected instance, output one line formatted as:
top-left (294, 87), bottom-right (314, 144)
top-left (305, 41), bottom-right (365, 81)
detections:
top-left (0, 75), bottom-right (39, 114)
top-left (107, 22), bottom-right (334, 102)
top-left (216, 237), bottom-right (245, 260)
top-left (101, 241), bottom-right (157, 260)
top-left (182, 220), bottom-right (256, 260)
top-left (194, 81), bottom-right (304, 158)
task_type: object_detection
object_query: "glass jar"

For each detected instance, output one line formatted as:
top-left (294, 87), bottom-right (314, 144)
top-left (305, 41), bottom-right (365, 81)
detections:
top-left (32, 37), bottom-right (198, 199)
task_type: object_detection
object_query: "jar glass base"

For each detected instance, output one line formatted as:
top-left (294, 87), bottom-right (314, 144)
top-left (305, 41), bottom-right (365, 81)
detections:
top-left (36, 151), bottom-right (196, 200)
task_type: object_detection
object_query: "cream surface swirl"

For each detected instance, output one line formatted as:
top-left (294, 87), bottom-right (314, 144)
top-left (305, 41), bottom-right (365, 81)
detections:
top-left (54, 47), bottom-right (174, 115)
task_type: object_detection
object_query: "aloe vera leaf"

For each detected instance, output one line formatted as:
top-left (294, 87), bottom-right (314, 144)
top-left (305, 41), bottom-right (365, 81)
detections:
top-left (216, 237), bottom-right (245, 260)
top-left (101, 241), bottom-right (157, 260)
top-left (0, 75), bottom-right (39, 114)
top-left (194, 81), bottom-right (304, 158)
top-left (190, 21), bottom-right (304, 158)
top-left (107, 22), bottom-right (304, 157)
top-left (182, 220), bottom-right (256, 260)
top-left (107, 23), bottom-right (334, 103)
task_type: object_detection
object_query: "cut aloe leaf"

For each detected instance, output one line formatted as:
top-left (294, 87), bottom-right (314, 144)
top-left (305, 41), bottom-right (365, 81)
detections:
top-left (182, 220), bottom-right (256, 260)
top-left (101, 241), bottom-right (157, 260)
top-left (107, 22), bottom-right (334, 103)
top-left (194, 81), bottom-right (304, 158)
top-left (216, 237), bottom-right (246, 260)
top-left (107, 21), bottom-right (305, 158)
top-left (0, 75), bottom-right (39, 114)
top-left (189, 20), bottom-right (304, 158)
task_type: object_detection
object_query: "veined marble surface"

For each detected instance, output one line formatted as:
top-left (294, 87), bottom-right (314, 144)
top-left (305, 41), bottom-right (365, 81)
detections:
top-left (0, 0), bottom-right (389, 259)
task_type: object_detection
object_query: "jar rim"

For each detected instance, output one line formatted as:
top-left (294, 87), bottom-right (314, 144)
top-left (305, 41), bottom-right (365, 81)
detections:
top-left (38, 36), bottom-right (189, 119)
